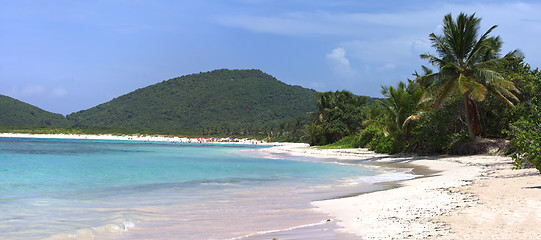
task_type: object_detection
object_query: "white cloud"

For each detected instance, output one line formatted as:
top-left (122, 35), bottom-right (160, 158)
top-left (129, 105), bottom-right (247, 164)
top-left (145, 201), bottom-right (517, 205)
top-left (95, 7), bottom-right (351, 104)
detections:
top-left (215, 7), bottom-right (442, 37)
top-left (326, 47), bottom-right (356, 77)
top-left (216, 12), bottom-right (341, 36)
top-left (21, 85), bottom-right (46, 96)
top-left (411, 39), bottom-right (431, 54)
top-left (340, 36), bottom-right (427, 67)
top-left (51, 87), bottom-right (68, 98)
top-left (2, 85), bottom-right (68, 99)
top-left (377, 63), bottom-right (396, 72)
top-left (216, 2), bottom-right (541, 36)
top-left (216, 1), bottom-right (541, 67)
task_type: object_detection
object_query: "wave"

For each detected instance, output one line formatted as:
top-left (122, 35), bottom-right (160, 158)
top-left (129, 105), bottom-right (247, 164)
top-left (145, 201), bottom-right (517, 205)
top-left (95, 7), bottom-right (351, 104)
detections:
top-left (44, 215), bottom-right (135, 240)
top-left (342, 169), bottom-right (419, 185)
top-left (226, 219), bottom-right (330, 240)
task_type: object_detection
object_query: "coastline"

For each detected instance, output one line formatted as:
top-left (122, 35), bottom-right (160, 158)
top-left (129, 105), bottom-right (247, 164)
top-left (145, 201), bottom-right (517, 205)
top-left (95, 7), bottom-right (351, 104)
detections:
top-left (263, 144), bottom-right (541, 239)
top-left (3, 133), bottom-right (540, 239)
top-left (0, 133), bottom-right (269, 145)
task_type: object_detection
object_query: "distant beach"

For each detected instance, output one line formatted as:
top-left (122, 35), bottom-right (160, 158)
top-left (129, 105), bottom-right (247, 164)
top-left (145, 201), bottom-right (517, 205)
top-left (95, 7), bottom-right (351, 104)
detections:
top-left (0, 133), bottom-right (267, 145)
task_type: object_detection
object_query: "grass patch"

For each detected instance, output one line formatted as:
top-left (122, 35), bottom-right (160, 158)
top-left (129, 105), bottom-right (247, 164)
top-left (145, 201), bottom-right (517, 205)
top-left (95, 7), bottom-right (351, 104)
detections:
top-left (316, 135), bottom-right (359, 149)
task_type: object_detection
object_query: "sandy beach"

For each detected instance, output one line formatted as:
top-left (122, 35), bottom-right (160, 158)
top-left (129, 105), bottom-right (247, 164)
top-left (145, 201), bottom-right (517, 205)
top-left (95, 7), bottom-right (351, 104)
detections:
top-left (0, 133), bottom-right (266, 145)
top-left (2, 133), bottom-right (540, 239)
top-left (264, 144), bottom-right (541, 239)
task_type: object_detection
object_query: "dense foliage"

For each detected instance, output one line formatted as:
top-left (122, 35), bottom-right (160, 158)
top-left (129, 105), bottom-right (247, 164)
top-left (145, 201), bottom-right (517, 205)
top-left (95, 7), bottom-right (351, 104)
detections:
top-left (0, 95), bottom-right (71, 128)
top-left (67, 69), bottom-right (317, 133)
top-left (509, 97), bottom-right (541, 172)
top-left (303, 13), bottom-right (540, 173)
top-left (507, 70), bottom-right (541, 172)
top-left (306, 91), bottom-right (369, 145)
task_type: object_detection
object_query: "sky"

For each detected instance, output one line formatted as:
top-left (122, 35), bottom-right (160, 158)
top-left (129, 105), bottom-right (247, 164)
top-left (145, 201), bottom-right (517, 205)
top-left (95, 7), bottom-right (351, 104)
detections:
top-left (1, 0), bottom-right (540, 115)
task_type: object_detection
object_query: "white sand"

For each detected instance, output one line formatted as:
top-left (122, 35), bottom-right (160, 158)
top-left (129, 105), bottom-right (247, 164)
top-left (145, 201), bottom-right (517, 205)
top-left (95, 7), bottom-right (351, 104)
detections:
top-left (0, 133), bottom-right (267, 145)
top-left (263, 144), bottom-right (541, 240)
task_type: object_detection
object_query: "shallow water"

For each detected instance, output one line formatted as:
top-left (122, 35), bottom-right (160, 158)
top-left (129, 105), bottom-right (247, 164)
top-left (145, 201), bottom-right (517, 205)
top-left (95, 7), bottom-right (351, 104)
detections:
top-left (0, 137), bottom-right (414, 239)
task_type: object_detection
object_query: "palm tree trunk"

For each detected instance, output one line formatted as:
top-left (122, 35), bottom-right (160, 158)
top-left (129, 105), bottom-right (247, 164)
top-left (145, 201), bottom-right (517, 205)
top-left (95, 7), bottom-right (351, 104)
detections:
top-left (464, 94), bottom-right (481, 140)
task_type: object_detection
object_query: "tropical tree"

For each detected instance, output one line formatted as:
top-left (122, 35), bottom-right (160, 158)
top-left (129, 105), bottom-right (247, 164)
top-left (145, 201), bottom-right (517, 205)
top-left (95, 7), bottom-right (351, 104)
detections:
top-left (418, 12), bottom-right (521, 140)
top-left (413, 65), bottom-right (435, 89)
top-left (380, 80), bottom-right (426, 138)
top-left (309, 90), bottom-right (366, 145)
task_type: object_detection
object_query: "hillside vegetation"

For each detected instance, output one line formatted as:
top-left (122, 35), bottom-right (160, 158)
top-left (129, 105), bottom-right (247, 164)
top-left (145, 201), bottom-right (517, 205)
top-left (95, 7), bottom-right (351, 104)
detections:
top-left (67, 69), bottom-right (317, 133)
top-left (0, 94), bottom-right (71, 128)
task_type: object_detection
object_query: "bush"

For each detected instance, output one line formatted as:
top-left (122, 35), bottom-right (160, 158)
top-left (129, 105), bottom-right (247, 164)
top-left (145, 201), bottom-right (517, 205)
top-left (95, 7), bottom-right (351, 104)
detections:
top-left (370, 135), bottom-right (400, 153)
top-left (354, 125), bottom-right (403, 153)
top-left (357, 125), bottom-right (384, 148)
top-left (508, 97), bottom-right (541, 173)
top-left (406, 98), bottom-right (467, 154)
top-left (318, 135), bottom-right (359, 149)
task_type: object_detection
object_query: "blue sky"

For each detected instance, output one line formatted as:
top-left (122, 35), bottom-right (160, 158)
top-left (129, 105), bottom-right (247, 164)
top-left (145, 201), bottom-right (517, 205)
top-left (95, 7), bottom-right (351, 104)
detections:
top-left (1, 0), bottom-right (540, 115)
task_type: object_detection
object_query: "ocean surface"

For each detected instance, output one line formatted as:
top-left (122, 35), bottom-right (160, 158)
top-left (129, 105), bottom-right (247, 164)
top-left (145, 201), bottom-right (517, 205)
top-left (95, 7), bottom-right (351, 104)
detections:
top-left (0, 137), bottom-right (415, 239)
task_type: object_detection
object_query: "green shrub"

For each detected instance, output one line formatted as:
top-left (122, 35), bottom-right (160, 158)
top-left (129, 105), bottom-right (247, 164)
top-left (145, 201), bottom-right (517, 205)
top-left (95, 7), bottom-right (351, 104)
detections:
top-left (508, 97), bottom-right (541, 173)
top-left (318, 135), bottom-right (359, 149)
top-left (370, 135), bottom-right (397, 153)
top-left (352, 125), bottom-right (401, 153)
top-left (357, 125), bottom-right (384, 148)
top-left (407, 104), bottom-right (467, 154)
top-left (410, 94), bottom-right (468, 154)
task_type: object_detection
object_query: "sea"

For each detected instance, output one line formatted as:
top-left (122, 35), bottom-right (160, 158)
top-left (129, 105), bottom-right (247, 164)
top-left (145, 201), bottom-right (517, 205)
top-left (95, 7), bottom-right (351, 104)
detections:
top-left (0, 137), bottom-right (416, 239)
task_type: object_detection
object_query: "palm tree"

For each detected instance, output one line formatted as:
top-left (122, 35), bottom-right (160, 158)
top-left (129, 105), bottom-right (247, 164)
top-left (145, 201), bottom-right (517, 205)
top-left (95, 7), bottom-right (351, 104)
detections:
top-left (380, 80), bottom-right (426, 138)
top-left (311, 91), bottom-right (365, 144)
top-left (418, 12), bottom-right (521, 140)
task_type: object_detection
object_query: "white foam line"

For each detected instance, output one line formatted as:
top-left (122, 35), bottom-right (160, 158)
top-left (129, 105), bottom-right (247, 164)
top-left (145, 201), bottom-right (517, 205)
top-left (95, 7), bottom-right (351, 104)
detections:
top-left (342, 171), bottom-right (419, 185)
top-left (226, 219), bottom-right (329, 240)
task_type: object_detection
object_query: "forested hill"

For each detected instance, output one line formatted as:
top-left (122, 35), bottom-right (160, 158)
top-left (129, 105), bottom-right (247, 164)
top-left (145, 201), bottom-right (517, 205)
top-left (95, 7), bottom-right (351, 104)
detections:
top-left (0, 94), bottom-right (71, 127)
top-left (67, 69), bottom-right (318, 131)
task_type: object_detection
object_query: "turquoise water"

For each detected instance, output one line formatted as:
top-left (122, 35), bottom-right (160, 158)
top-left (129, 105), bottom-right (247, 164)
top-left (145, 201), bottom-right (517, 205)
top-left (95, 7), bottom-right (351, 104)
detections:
top-left (0, 137), bottom-right (400, 239)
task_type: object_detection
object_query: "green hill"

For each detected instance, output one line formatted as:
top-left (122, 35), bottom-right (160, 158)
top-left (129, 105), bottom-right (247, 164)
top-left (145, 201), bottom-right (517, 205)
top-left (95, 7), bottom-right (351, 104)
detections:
top-left (67, 69), bottom-right (317, 132)
top-left (0, 94), bottom-right (70, 127)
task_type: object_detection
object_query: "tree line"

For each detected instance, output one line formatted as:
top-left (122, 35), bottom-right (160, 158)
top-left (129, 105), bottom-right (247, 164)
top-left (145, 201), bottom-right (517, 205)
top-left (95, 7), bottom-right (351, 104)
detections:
top-left (302, 13), bottom-right (540, 173)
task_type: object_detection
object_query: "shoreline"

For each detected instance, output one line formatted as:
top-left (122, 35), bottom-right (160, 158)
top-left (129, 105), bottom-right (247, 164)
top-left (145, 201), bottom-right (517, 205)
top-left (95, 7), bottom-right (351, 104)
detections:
top-left (0, 132), bottom-right (270, 145)
top-left (3, 133), bottom-right (540, 239)
top-left (263, 144), bottom-right (541, 239)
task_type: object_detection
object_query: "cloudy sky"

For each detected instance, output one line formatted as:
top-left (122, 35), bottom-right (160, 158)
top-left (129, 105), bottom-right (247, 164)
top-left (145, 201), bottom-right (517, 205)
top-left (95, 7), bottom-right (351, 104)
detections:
top-left (1, 0), bottom-right (540, 115)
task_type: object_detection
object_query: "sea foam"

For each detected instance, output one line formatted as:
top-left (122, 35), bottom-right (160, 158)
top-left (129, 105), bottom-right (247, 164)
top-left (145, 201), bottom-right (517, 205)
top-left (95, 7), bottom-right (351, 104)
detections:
top-left (343, 169), bottom-right (418, 185)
